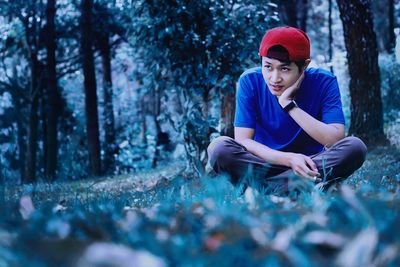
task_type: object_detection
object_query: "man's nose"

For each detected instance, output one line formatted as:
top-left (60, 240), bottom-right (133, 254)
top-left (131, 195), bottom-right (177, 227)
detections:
top-left (270, 71), bottom-right (281, 83)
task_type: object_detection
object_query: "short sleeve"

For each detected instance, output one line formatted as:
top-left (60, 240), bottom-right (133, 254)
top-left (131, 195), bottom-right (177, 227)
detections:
top-left (234, 75), bottom-right (257, 128)
top-left (321, 77), bottom-right (345, 125)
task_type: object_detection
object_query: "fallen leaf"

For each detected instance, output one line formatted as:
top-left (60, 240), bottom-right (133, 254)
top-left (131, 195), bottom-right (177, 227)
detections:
top-left (77, 242), bottom-right (166, 267)
top-left (250, 227), bottom-right (269, 246)
top-left (204, 232), bottom-right (225, 251)
top-left (303, 230), bottom-right (346, 248)
top-left (19, 195), bottom-right (35, 220)
top-left (336, 227), bottom-right (378, 267)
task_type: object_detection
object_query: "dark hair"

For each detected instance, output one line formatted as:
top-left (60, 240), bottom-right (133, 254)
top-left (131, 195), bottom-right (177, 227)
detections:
top-left (261, 45), bottom-right (307, 72)
top-left (294, 61), bottom-right (307, 72)
top-left (260, 56), bottom-right (306, 72)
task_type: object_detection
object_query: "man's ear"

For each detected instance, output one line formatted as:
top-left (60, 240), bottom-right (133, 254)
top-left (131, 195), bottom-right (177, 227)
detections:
top-left (304, 59), bottom-right (311, 70)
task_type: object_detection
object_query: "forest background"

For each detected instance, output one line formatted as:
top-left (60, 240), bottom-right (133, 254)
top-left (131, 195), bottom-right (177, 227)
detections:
top-left (0, 0), bottom-right (400, 266)
top-left (0, 0), bottom-right (399, 183)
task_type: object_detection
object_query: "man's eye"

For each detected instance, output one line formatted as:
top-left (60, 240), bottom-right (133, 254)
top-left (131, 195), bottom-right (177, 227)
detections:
top-left (264, 65), bottom-right (272, 70)
top-left (282, 67), bottom-right (290, 71)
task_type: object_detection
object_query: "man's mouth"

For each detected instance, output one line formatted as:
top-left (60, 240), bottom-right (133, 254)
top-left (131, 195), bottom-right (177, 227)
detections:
top-left (270, 84), bottom-right (284, 91)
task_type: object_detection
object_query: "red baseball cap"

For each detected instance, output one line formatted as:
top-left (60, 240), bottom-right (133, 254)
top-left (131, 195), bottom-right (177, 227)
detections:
top-left (259, 26), bottom-right (310, 61)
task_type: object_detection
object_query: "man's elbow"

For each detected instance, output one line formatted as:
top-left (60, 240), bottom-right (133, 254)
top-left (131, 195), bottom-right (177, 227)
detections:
top-left (325, 131), bottom-right (345, 147)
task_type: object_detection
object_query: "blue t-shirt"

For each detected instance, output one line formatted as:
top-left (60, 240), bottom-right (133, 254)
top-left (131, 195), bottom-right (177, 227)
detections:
top-left (234, 67), bottom-right (345, 155)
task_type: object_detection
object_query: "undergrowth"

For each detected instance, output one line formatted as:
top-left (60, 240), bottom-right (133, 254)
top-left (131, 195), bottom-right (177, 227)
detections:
top-left (0, 146), bottom-right (399, 267)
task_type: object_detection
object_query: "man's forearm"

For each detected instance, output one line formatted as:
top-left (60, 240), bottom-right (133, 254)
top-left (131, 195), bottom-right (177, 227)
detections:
top-left (286, 105), bottom-right (344, 146)
top-left (238, 138), bottom-right (292, 167)
top-left (234, 127), bottom-right (321, 178)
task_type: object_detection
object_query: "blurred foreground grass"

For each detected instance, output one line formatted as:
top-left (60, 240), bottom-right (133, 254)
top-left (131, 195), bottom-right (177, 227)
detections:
top-left (1, 145), bottom-right (399, 267)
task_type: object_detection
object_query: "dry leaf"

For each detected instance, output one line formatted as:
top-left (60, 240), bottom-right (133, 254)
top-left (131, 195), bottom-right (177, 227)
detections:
top-left (336, 227), bottom-right (378, 267)
top-left (19, 195), bottom-right (35, 220)
top-left (77, 242), bottom-right (166, 267)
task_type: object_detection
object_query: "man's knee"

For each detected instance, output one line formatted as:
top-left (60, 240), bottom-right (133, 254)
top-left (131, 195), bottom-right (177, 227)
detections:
top-left (207, 136), bottom-right (234, 165)
top-left (335, 136), bottom-right (367, 175)
top-left (345, 136), bottom-right (367, 164)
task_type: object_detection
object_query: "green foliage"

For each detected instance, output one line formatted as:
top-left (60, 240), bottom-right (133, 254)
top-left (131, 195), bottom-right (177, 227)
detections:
top-left (130, 0), bottom-right (278, 174)
top-left (116, 141), bottom-right (152, 173)
top-left (57, 118), bottom-right (89, 180)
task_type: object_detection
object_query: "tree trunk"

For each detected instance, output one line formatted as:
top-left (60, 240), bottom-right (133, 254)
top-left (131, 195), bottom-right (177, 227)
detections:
top-left (15, 102), bottom-right (27, 182)
top-left (152, 84), bottom-right (162, 168)
top-left (10, 65), bottom-right (27, 182)
top-left (328, 0), bottom-right (333, 73)
top-left (45, 0), bottom-right (58, 181)
top-left (140, 100), bottom-right (147, 145)
top-left (278, 0), bottom-right (308, 31)
top-left (0, 156), bottom-right (3, 186)
top-left (99, 32), bottom-right (116, 174)
top-left (298, 0), bottom-right (308, 32)
top-left (80, 0), bottom-right (101, 176)
top-left (387, 0), bottom-right (395, 53)
top-left (279, 0), bottom-right (298, 28)
top-left (23, 1), bottom-right (42, 183)
top-left (220, 85), bottom-right (236, 138)
top-left (41, 87), bottom-right (48, 177)
top-left (336, 0), bottom-right (386, 145)
top-left (24, 53), bottom-right (40, 183)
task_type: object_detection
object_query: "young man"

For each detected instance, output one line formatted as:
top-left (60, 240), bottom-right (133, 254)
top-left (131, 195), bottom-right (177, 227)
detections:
top-left (207, 26), bottom-right (367, 193)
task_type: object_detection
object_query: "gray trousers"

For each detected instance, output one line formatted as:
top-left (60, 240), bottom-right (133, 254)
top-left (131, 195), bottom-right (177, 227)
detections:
top-left (207, 136), bottom-right (367, 193)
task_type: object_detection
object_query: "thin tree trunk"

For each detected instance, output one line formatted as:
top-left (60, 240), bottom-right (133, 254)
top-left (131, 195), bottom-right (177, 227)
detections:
top-left (0, 156), bottom-right (3, 186)
top-left (80, 0), bottom-right (101, 176)
top-left (15, 103), bottom-right (27, 182)
top-left (220, 85), bottom-right (235, 138)
top-left (388, 0), bottom-right (395, 53)
top-left (336, 0), bottom-right (386, 145)
top-left (41, 87), bottom-right (48, 177)
top-left (279, 0), bottom-right (298, 28)
top-left (202, 89), bottom-right (209, 120)
top-left (140, 100), bottom-right (147, 145)
top-left (201, 87), bottom-right (211, 166)
top-left (10, 65), bottom-right (27, 182)
top-left (99, 32), bottom-right (116, 174)
top-left (328, 0), bottom-right (333, 73)
top-left (152, 84), bottom-right (161, 168)
top-left (298, 0), bottom-right (308, 32)
top-left (24, 1), bottom-right (41, 183)
top-left (0, 155), bottom-right (4, 203)
top-left (25, 54), bottom-right (40, 183)
top-left (278, 0), bottom-right (309, 31)
top-left (45, 0), bottom-right (58, 181)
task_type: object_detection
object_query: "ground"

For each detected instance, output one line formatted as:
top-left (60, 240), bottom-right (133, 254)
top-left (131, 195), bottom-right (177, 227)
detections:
top-left (0, 144), bottom-right (399, 267)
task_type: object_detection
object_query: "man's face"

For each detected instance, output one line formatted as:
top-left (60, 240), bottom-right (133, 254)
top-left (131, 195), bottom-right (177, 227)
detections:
top-left (261, 57), bottom-right (302, 97)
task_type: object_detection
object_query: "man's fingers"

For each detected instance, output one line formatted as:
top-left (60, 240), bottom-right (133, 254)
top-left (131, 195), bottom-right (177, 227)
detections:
top-left (298, 164), bottom-right (315, 178)
top-left (294, 169), bottom-right (309, 178)
top-left (290, 154), bottom-right (321, 182)
top-left (305, 157), bottom-right (319, 173)
top-left (298, 170), bottom-right (321, 182)
top-left (297, 164), bottom-right (320, 181)
top-left (296, 71), bottom-right (305, 87)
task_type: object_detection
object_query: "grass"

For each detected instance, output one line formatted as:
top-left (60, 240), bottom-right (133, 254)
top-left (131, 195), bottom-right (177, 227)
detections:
top-left (0, 145), bottom-right (399, 267)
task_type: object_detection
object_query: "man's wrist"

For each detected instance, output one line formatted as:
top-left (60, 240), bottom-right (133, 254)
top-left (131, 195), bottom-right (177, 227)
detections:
top-left (282, 152), bottom-right (294, 167)
top-left (279, 98), bottom-right (291, 108)
top-left (281, 100), bottom-right (298, 113)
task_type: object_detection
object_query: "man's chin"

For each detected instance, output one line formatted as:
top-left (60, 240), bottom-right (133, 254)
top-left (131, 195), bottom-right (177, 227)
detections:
top-left (269, 90), bottom-right (283, 96)
top-left (268, 85), bottom-right (286, 96)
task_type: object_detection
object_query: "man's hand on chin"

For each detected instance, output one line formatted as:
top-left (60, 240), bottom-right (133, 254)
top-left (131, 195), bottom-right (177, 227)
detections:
top-left (278, 71), bottom-right (305, 107)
